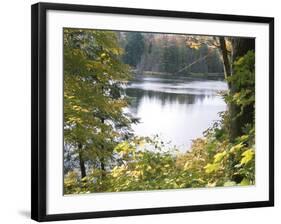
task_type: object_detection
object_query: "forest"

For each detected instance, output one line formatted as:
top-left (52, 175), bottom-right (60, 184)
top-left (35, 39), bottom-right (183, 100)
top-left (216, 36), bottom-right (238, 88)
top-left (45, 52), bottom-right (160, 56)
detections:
top-left (120, 32), bottom-right (224, 76)
top-left (63, 28), bottom-right (255, 194)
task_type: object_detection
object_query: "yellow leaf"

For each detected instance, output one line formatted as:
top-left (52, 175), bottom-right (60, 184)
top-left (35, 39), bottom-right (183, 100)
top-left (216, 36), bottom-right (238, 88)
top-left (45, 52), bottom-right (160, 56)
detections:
top-left (213, 151), bottom-right (227, 163)
top-left (230, 143), bottom-right (244, 153)
top-left (204, 163), bottom-right (220, 174)
top-left (240, 149), bottom-right (254, 165)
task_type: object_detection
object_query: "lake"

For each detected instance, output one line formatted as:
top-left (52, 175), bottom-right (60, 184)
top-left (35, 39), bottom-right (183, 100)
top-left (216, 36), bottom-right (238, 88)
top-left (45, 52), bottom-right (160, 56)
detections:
top-left (125, 74), bottom-right (228, 152)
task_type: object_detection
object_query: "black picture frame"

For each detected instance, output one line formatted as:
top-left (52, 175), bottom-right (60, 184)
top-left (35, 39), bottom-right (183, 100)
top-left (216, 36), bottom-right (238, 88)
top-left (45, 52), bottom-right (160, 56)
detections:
top-left (31, 2), bottom-right (274, 222)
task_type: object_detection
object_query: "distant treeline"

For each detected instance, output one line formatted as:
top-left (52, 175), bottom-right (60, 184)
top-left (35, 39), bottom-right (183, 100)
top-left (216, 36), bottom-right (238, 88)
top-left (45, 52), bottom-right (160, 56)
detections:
top-left (118, 32), bottom-right (224, 75)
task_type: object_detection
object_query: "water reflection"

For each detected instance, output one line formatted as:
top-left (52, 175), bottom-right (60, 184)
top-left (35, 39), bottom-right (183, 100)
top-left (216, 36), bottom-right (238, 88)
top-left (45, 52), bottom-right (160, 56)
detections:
top-left (126, 88), bottom-right (209, 111)
top-left (125, 75), bottom-right (228, 152)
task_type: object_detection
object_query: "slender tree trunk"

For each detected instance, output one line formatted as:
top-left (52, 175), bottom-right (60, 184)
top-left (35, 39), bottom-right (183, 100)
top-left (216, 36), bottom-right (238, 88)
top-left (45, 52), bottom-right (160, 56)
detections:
top-left (78, 143), bottom-right (86, 178)
top-left (219, 37), bottom-right (239, 142)
top-left (100, 117), bottom-right (106, 177)
top-left (219, 37), bottom-right (231, 81)
top-left (100, 157), bottom-right (105, 171)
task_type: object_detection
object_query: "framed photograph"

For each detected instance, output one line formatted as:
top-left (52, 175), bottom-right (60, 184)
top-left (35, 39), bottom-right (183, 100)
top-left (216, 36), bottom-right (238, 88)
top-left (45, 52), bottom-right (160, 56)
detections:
top-left (31, 2), bottom-right (274, 222)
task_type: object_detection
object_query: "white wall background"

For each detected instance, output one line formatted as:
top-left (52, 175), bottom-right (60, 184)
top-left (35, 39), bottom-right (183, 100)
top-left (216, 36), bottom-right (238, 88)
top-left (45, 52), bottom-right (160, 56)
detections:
top-left (0, 0), bottom-right (279, 223)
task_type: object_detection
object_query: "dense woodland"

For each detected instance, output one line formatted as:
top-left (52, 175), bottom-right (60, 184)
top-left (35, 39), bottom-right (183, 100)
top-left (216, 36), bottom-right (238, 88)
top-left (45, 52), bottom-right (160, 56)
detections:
top-left (120, 32), bottom-right (224, 76)
top-left (63, 29), bottom-right (255, 194)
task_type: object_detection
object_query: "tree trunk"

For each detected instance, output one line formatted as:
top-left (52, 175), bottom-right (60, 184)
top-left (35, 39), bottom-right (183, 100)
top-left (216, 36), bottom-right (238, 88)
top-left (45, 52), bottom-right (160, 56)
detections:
top-left (232, 38), bottom-right (255, 60)
top-left (219, 37), bottom-right (241, 142)
top-left (78, 143), bottom-right (86, 178)
top-left (100, 117), bottom-right (106, 177)
top-left (229, 38), bottom-right (255, 141)
top-left (219, 37), bottom-right (255, 142)
top-left (219, 37), bottom-right (231, 81)
top-left (100, 157), bottom-right (105, 171)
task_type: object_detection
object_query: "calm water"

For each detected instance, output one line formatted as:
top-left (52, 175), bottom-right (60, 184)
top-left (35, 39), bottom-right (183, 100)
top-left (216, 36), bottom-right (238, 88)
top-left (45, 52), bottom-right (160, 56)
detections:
top-left (125, 75), bottom-right (228, 152)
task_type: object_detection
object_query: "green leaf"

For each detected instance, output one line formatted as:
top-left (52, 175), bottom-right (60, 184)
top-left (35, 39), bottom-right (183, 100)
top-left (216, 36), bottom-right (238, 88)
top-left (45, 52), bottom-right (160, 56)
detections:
top-left (239, 178), bottom-right (251, 186)
top-left (224, 181), bottom-right (236, 187)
